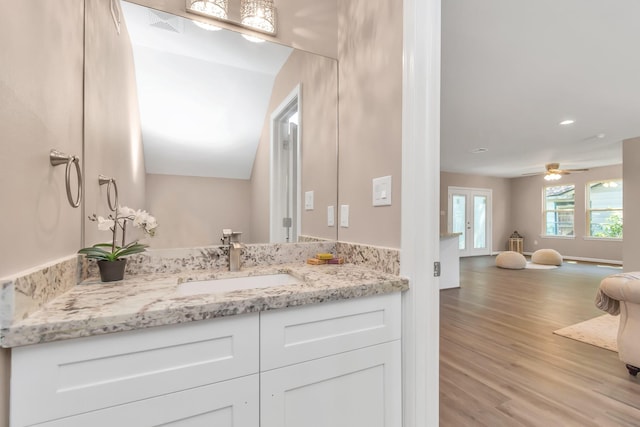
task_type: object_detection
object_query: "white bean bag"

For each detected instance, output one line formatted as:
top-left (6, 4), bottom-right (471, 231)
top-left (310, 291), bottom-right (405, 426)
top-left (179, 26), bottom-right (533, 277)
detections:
top-left (496, 251), bottom-right (527, 269)
top-left (531, 249), bottom-right (563, 266)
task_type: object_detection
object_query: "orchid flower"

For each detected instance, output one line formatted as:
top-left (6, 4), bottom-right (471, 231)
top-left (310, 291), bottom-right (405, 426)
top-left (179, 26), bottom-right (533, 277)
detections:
top-left (80, 206), bottom-right (158, 261)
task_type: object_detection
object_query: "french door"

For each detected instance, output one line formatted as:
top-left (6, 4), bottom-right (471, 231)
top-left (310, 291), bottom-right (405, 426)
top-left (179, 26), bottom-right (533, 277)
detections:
top-left (447, 187), bottom-right (492, 257)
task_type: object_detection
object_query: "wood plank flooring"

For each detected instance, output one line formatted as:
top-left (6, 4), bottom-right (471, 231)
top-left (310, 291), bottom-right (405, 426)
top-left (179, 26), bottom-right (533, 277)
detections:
top-left (440, 256), bottom-right (640, 426)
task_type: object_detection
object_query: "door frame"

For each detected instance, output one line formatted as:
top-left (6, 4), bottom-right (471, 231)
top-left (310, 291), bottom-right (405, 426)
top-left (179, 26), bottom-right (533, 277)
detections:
top-left (400, 0), bottom-right (441, 424)
top-left (447, 186), bottom-right (493, 256)
top-left (269, 85), bottom-right (302, 243)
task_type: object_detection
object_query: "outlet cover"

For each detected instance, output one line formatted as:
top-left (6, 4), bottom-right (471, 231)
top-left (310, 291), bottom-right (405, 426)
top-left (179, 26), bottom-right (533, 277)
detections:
top-left (340, 205), bottom-right (349, 227)
top-left (373, 175), bottom-right (392, 206)
top-left (327, 206), bottom-right (335, 226)
top-left (305, 191), bottom-right (314, 210)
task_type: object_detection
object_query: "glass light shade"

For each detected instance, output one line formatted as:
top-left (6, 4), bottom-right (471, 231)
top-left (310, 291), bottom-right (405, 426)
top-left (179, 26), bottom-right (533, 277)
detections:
top-left (544, 173), bottom-right (562, 181)
top-left (242, 34), bottom-right (266, 43)
top-left (188, 0), bottom-right (228, 20)
top-left (193, 20), bottom-right (222, 31)
top-left (241, 0), bottom-right (276, 34)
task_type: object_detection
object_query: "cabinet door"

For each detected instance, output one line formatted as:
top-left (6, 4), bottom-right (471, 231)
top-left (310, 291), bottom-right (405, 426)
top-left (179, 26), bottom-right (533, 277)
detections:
top-left (260, 341), bottom-right (401, 427)
top-left (27, 374), bottom-right (259, 427)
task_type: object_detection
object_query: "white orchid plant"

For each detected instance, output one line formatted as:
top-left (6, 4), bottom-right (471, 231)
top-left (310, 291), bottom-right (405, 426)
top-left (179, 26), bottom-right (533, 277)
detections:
top-left (78, 206), bottom-right (158, 262)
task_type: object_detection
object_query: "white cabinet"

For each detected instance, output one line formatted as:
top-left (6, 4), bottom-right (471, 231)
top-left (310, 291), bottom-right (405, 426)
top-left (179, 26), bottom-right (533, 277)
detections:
top-left (11, 313), bottom-right (259, 427)
top-left (260, 293), bottom-right (402, 427)
top-left (261, 341), bottom-right (401, 427)
top-left (11, 293), bottom-right (402, 427)
top-left (260, 292), bottom-right (401, 370)
top-left (30, 375), bottom-right (259, 427)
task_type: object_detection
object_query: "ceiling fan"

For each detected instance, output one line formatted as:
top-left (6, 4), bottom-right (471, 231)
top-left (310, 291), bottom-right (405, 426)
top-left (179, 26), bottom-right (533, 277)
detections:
top-left (524, 163), bottom-right (590, 181)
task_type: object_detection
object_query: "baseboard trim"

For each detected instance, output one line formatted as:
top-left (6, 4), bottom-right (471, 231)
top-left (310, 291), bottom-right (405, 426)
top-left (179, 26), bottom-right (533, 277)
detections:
top-left (522, 252), bottom-right (623, 266)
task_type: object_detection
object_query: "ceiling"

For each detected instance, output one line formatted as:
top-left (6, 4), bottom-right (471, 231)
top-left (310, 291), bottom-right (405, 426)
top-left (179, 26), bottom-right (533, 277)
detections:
top-left (122, 2), bottom-right (292, 179)
top-left (441, 0), bottom-right (640, 178)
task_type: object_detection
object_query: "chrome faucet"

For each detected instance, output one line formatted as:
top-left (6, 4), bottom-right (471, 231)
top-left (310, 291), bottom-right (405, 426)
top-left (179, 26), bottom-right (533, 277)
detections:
top-left (221, 229), bottom-right (246, 271)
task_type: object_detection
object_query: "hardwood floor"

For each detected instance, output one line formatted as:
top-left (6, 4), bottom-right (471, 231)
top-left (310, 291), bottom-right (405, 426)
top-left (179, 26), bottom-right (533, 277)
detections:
top-left (440, 256), bottom-right (640, 426)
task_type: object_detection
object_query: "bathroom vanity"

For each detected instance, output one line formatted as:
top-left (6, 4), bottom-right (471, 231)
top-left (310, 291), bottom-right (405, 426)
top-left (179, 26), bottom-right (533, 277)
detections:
top-left (5, 261), bottom-right (407, 427)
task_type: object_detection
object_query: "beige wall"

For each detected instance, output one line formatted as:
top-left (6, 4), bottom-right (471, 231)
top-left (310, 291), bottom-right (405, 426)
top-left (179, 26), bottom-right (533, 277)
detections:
top-left (84, 0), bottom-right (146, 247)
top-left (147, 174), bottom-right (252, 248)
top-left (127, 0), bottom-right (338, 58)
top-left (440, 172), bottom-right (512, 252)
top-left (623, 137), bottom-right (640, 271)
top-left (336, 0), bottom-right (403, 248)
top-left (0, 1), bottom-right (84, 424)
top-left (251, 50), bottom-right (338, 242)
top-left (511, 164), bottom-right (623, 262)
top-left (0, 0), bottom-right (84, 278)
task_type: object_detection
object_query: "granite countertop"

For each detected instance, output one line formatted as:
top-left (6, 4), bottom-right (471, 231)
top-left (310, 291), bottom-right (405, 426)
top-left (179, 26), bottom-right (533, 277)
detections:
top-left (1, 263), bottom-right (409, 348)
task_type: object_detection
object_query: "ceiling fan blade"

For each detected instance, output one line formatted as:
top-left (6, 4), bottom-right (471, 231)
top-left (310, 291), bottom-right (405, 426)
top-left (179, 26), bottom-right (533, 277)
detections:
top-left (563, 168), bottom-right (589, 172)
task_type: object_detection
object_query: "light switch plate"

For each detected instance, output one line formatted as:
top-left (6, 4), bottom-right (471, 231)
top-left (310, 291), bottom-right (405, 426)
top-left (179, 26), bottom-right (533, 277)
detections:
top-left (340, 205), bottom-right (349, 227)
top-left (305, 191), bottom-right (314, 210)
top-left (373, 175), bottom-right (392, 206)
top-left (327, 206), bottom-right (335, 226)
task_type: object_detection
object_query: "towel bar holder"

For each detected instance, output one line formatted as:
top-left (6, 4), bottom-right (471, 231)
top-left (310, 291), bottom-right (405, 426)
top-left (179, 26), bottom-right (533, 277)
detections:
top-left (98, 175), bottom-right (119, 212)
top-left (49, 149), bottom-right (82, 208)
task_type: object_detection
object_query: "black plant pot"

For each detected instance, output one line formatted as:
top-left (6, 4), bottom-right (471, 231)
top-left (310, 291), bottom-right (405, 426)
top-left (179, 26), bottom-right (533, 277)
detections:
top-left (97, 259), bottom-right (127, 282)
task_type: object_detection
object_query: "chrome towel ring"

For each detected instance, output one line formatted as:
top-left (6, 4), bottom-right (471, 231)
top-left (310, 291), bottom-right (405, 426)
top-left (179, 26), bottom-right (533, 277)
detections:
top-left (49, 149), bottom-right (82, 208)
top-left (98, 175), bottom-right (119, 212)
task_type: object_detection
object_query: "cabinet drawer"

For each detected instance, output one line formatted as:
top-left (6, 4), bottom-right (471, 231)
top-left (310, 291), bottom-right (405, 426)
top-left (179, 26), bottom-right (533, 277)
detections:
top-left (11, 313), bottom-right (258, 427)
top-left (260, 293), bottom-right (401, 371)
top-left (29, 374), bottom-right (259, 427)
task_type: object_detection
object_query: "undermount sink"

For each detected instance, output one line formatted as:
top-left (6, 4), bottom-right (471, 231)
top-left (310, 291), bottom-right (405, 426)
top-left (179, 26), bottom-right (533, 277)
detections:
top-left (176, 273), bottom-right (301, 296)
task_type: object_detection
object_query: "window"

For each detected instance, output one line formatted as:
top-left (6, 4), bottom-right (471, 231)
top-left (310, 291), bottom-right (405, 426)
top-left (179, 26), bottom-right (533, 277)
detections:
top-left (587, 180), bottom-right (623, 238)
top-left (543, 185), bottom-right (575, 236)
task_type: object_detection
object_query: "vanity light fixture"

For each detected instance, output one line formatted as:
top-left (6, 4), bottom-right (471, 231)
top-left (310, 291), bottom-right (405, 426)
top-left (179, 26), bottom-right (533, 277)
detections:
top-left (187, 0), bottom-right (228, 21)
top-left (240, 0), bottom-right (276, 34)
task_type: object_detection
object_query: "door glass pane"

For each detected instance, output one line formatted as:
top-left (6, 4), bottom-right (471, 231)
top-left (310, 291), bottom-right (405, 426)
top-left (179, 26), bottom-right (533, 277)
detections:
top-left (452, 195), bottom-right (466, 250)
top-left (473, 195), bottom-right (487, 249)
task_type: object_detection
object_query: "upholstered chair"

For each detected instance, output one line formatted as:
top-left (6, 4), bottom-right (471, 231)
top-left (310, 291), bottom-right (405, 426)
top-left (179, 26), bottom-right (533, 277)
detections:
top-left (598, 273), bottom-right (640, 376)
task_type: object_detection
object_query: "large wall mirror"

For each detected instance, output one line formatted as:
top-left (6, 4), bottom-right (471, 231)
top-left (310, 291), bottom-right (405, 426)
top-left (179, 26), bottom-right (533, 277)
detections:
top-left (83, 1), bottom-right (338, 248)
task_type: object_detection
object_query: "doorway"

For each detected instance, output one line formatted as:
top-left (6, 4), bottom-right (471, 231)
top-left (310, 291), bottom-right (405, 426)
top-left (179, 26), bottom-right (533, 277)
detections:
top-left (447, 186), bottom-right (492, 257)
top-left (270, 86), bottom-right (301, 243)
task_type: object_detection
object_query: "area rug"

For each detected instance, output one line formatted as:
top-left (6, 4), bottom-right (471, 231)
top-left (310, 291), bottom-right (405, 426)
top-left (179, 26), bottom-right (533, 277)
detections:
top-left (525, 262), bottom-right (558, 270)
top-left (553, 314), bottom-right (619, 352)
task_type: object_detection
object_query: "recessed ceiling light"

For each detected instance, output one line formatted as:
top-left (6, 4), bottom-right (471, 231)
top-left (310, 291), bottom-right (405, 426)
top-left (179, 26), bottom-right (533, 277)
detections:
top-left (596, 133), bottom-right (606, 139)
top-left (470, 148), bottom-right (488, 154)
top-left (559, 119), bottom-right (575, 125)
